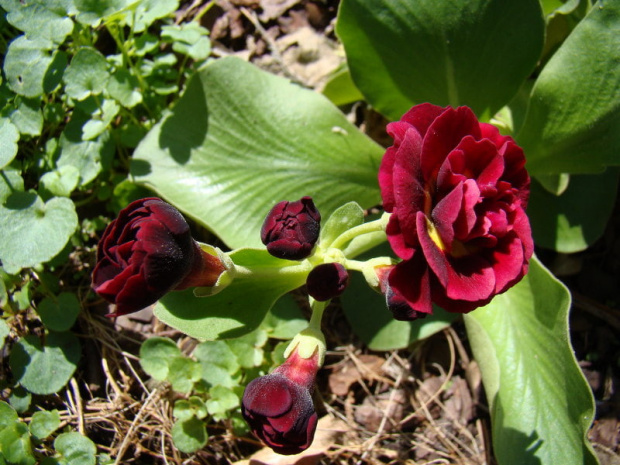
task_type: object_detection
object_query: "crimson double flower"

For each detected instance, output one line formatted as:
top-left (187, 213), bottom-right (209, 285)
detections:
top-left (92, 198), bottom-right (225, 317)
top-left (379, 104), bottom-right (533, 318)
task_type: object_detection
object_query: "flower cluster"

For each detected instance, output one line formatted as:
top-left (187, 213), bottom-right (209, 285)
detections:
top-left (92, 103), bottom-right (534, 456)
top-left (378, 104), bottom-right (533, 318)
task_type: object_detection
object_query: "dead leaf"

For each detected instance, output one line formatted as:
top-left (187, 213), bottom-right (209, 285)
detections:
top-left (354, 389), bottom-right (407, 432)
top-left (259, 0), bottom-right (300, 21)
top-left (443, 376), bottom-right (475, 425)
top-left (328, 354), bottom-right (385, 396)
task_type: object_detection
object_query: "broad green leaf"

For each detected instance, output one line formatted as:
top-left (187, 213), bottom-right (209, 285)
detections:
top-left (0, 118), bottom-right (19, 169)
top-left (319, 201), bottom-right (364, 249)
top-left (132, 56), bottom-right (383, 249)
top-left (171, 417), bottom-right (207, 454)
top-left (529, 171), bottom-right (619, 253)
top-left (63, 47), bottom-right (110, 101)
top-left (518, 1), bottom-right (620, 174)
top-left (2, 0), bottom-right (73, 46)
top-left (260, 294), bottom-right (307, 340)
top-left (139, 336), bottom-right (181, 380)
top-left (155, 273), bottom-right (307, 341)
top-left (336, 0), bottom-right (545, 120)
top-left (0, 187), bottom-right (78, 273)
top-left (9, 98), bottom-right (43, 136)
top-left (36, 292), bottom-right (81, 331)
top-left (464, 257), bottom-right (597, 465)
top-left (4, 36), bottom-right (66, 98)
top-left (9, 331), bottom-right (80, 395)
top-left (155, 248), bottom-right (309, 340)
top-left (29, 410), bottom-right (61, 440)
top-left (54, 432), bottom-right (96, 465)
top-left (0, 421), bottom-right (35, 465)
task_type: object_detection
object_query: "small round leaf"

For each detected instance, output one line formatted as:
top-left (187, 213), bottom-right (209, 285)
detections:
top-left (36, 292), bottom-right (81, 331)
top-left (171, 417), bottom-right (208, 454)
top-left (9, 331), bottom-right (80, 395)
top-left (29, 410), bottom-right (61, 440)
top-left (54, 432), bottom-right (96, 465)
top-left (139, 337), bottom-right (181, 381)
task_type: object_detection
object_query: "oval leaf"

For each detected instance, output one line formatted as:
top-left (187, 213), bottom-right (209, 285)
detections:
top-left (9, 331), bottom-right (80, 395)
top-left (518, 0), bottom-right (620, 174)
top-left (0, 187), bottom-right (78, 273)
top-left (131, 56), bottom-right (383, 249)
top-left (464, 257), bottom-right (597, 465)
top-left (336, 0), bottom-right (545, 120)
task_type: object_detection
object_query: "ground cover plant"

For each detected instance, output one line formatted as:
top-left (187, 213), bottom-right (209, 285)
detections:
top-left (0, 0), bottom-right (619, 464)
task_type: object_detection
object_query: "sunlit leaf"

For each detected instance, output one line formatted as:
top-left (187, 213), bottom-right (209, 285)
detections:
top-left (9, 331), bottom-right (80, 395)
top-left (464, 257), bottom-right (597, 465)
top-left (518, 0), bottom-right (620, 174)
top-left (132, 57), bottom-right (383, 249)
top-left (337, 0), bottom-right (544, 120)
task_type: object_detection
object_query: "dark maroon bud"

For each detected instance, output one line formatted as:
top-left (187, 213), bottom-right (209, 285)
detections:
top-left (306, 263), bottom-right (349, 301)
top-left (376, 265), bottom-right (428, 321)
top-left (242, 349), bottom-right (319, 455)
top-left (92, 197), bottom-right (225, 317)
top-left (260, 196), bottom-right (321, 261)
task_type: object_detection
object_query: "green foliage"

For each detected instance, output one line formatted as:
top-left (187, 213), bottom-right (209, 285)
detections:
top-left (9, 331), bottom-right (80, 395)
top-left (465, 257), bottom-right (597, 465)
top-left (336, 0), bottom-right (545, 120)
top-left (0, 401), bottom-right (100, 465)
top-left (0, 1), bottom-right (214, 459)
top-left (138, 304), bottom-right (304, 453)
top-left (517, 0), bottom-right (620, 175)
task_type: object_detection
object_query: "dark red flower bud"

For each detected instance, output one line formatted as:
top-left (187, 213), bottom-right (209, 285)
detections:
top-left (376, 265), bottom-right (427, 321)
top-left (260, 197), bottom-right (321, 261)
top-left (306, 263), bottom-right (349, 302)
top-left (242, 348), bottom-right (319, 455)
top-left (92, 197), bottom-right (225, 317)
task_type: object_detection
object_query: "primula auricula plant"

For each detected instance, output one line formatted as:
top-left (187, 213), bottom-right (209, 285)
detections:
top-left (93, 103), bottom-right (533, 454)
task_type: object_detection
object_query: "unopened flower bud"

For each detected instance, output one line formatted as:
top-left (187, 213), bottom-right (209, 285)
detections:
top-left (260, 196), bottom-right (321, 260)
top-left (306, 263), bottom-right (349, 301)
top-left (242, 345), bottom-right (320, 455)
